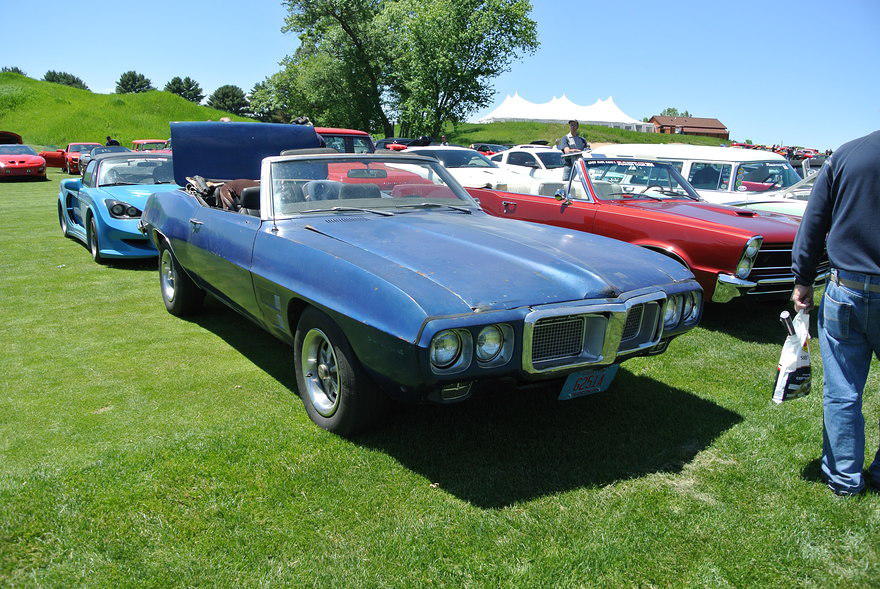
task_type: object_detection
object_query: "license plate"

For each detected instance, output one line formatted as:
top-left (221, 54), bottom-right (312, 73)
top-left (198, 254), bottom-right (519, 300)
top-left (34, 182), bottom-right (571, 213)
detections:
top-left (558, 365), bottom-right (619, 400)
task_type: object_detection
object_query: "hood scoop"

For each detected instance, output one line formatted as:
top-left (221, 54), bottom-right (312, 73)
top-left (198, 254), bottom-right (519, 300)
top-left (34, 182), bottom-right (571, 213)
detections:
top-left (735, 210), bottom-right (758, 217)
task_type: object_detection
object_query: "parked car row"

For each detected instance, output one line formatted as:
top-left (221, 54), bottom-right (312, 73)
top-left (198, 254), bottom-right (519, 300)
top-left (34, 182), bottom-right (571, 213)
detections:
top-left (48, 122), bottom-right (826, 437)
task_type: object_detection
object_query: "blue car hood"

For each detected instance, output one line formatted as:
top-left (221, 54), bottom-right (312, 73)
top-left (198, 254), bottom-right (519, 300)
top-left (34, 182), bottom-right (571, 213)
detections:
top-left (98, 184), bottom-right (177, 207)
top-left (286, 211), bottom-right (690, 312)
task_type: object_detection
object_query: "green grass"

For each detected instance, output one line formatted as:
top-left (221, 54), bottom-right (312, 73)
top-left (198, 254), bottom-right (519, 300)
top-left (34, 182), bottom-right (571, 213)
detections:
top-left (1, 172), bottom-right (878, 585)
top-left (0, 73), bottom-right (250, 148)
top-left (445, 121), bottom-right (730, 148)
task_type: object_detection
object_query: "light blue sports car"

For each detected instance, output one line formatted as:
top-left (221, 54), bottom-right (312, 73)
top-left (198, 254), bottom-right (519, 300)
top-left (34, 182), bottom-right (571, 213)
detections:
top-left (57, 151), bottom-right (175, 262)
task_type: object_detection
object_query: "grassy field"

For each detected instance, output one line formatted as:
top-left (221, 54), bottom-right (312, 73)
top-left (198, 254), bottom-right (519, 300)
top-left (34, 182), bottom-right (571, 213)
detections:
top-left (446, 121), bottom-right (730, 148)
top-left (1, 172), bottom-right (878, 586)
top-left (0, 73), bottom-right (250, 147)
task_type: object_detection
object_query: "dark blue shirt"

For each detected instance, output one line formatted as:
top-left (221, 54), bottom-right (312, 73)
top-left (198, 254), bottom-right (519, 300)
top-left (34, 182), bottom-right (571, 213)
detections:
top-left (792, 130), bottom-right (880, 285)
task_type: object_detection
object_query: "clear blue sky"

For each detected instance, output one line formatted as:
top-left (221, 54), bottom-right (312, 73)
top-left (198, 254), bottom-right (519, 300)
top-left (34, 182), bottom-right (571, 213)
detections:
top-left (5, 0), bottom-right (878, 149)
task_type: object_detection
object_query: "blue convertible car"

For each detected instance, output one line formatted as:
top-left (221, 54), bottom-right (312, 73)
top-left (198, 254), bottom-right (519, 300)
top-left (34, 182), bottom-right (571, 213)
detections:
top-left (58, 151), bottom-right (174, 262)
top-left (139, 122), bottom-right (703, 435)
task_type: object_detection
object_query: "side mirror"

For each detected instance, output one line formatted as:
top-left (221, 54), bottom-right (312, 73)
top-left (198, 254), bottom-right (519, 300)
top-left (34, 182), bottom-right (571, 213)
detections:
top-left (554, 189), bottom-right (572, 205)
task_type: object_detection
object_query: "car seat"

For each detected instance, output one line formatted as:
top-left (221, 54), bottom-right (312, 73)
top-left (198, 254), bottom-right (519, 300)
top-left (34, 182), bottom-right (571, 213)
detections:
top-left (302, 180), bottom-right (341, 201)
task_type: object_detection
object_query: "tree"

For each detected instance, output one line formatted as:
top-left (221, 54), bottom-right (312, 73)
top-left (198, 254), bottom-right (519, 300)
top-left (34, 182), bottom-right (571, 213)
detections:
top-left (385, 0), bottom-right (538, 136)
top-left (164, 76), bottom-right (204, 103)
top-left (274, 0), bottom-right (537, 136)
top-left (115, 71), bottom-right (154, 94)
top-left (659, 107), bottom-right (692, 118)
top-left (2, 66), bottom-right (26, 76)
top-left (207, 84), bottom-right (248, 115)
top-left (42, 70), bottom-right (88, 90)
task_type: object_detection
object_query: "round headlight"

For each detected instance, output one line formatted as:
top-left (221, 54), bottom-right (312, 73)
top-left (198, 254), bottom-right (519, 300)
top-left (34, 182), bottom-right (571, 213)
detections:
top-left (745, 242), bottom-right (760, 258)
top-left (681, 292), bottom-right (695, 322)
top-left (476, 325), bottom-right (503, 362)
top-left (736, 258), bottom-right (753, 279)
top-left (664, 295), bottom-right (682, 328)
top-left (126, 206), bottom-right (139, 217)
top-left (110, 203), bottom-right (125, 216)
top-left (430, 330), bottom-right (461, 368)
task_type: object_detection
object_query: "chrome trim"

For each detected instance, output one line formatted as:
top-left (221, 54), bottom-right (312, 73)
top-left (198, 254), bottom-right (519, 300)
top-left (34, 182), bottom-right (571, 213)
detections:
top-left (744, 270), bottom-right (830, 294)
top-left (712, 274), bottom-right (756, 303)
top-left (521, 292), bottom-right (666, 374)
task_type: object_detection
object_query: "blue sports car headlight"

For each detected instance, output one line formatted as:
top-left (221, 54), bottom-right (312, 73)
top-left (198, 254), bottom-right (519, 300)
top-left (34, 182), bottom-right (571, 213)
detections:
top-left (105, 199), bottom-right (142, 219)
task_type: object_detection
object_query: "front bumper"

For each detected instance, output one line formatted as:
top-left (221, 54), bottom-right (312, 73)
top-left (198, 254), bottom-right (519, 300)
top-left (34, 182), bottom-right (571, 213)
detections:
top-left (1, 166), bottom-right (46, 177)
top-left (712, 270), bottom-right (830, 303)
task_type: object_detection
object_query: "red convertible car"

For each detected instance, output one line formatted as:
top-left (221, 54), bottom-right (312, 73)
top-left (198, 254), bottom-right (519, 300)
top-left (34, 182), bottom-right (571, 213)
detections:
top-left (0, 145), bottom-right (47, 179)
top-left (473, 157), bottom-right (829, 303)
top-left (39, 143), bottom-right (102, 174)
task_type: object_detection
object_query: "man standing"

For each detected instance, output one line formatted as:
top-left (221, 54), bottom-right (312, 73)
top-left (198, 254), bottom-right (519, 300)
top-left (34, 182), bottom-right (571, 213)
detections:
top-left (557, 120), bottom-right (589, 180)
top-left (105, 136), bottom-right (120, 146)
top-left (791, 129), bottom-right (880, 496)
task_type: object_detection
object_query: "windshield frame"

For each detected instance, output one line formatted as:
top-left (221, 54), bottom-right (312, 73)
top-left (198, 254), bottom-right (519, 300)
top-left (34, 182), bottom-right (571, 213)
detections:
top-left (95, 156), bottom-right (172, 187)
top-left (262, 154), bottom-right (481, 221)
top-left (575, 158), bottom-right (702, 202)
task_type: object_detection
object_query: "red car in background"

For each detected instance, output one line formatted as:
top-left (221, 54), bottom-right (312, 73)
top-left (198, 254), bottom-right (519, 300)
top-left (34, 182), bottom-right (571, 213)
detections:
top-left (39, 143), bottom-right (102, 174)
top-left (0, 145), bottom-right (47, 179)
top-left (315, 127), bottom-right (376, 153)
top-left (132, 139), bottom-right (171, 153)
top-left (473, 157), bottom-right (828, 303)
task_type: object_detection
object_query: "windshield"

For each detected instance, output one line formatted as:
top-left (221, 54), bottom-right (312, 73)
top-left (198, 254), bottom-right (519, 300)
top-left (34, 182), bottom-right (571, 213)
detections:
top-left (413, 149), bottom-right (496, 168)
top-left (91, 146), bottom-right (130, 156)
top-left (270, 156), bottom-right (478, 217)
top-left (734, 161), bottom-right (801, 192)
top-left (135, 142), bottom-right (166, 151)
top-left (69, 144), bottom-right (98, 153)
top-left (537, 151), bottom-right (565, 169)
top-left (582, 160), bottom-right (700, 201)
top-left (0, 145), bottom-right (37, 155)
top-left (97, 157), bottom-right (173, 186)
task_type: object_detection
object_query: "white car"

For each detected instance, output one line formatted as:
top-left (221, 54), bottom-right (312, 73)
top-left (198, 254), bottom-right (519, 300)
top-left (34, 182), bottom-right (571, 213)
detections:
top-left (597, 144), bottom-right (804, 213)
top-left (489, 145), bottom-right (568, 183)
top-left (405, 146), bottom-right (559, 195)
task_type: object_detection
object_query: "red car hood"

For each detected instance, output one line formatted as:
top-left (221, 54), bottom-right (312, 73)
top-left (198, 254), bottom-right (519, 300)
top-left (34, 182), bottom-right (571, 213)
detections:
top-left (615, 199), bottom-right (800, 242)
top-left (0, 155), bottom-right (45, 165)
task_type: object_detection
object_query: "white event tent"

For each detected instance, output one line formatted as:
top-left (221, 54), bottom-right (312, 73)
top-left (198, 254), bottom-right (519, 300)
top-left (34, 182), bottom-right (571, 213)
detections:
top-left (476, 93), bottom-right (655, 133)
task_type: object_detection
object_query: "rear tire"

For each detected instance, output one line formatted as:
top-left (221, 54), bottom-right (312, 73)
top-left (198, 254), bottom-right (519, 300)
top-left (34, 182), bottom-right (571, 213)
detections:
top-left (294, 307), bottom-right (387, 436)
top-left (58, 204), bottom-right (70, 237)
top-left (158, 244), bottom-right (204, 316)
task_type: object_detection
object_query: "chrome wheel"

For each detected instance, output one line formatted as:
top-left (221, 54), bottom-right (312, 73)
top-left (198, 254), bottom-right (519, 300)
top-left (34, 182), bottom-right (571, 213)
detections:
top-left (301, 328), bottom-right (341, 417)
top-left (160, 249), bottom-right (177, 303)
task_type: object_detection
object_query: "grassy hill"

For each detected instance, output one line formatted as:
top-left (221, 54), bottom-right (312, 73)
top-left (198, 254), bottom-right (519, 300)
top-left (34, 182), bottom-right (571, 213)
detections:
top-left (446, 121), bottom-right (730, 147)
top-left (0, 73), bottom-right (251, 147)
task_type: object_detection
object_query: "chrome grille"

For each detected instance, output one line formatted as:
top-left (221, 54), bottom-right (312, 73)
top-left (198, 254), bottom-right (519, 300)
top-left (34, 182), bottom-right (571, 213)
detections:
top-left (621, 305), bottom-right (644, 341)
top-left (531, 315), bottom-right (585, 362)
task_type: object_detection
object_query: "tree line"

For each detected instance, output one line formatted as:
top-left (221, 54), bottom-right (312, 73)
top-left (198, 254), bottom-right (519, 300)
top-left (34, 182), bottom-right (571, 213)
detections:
top-left (2, 66), bottom-right (249, 116)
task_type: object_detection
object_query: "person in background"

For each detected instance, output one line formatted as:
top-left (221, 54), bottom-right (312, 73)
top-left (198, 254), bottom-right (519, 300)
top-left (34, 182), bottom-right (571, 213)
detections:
top-left (440, 135), bottom-right (449, 146)
top-left (557, 120), bottom-right (589, 181)
top-left (791, 129), bottom-right (880, 497)
top-left (105, 136), bottom-right (120, 146)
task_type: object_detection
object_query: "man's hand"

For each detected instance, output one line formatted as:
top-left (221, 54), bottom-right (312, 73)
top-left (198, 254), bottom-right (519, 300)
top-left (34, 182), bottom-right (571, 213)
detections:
top-left (791, 284), bottom-right (814, 312)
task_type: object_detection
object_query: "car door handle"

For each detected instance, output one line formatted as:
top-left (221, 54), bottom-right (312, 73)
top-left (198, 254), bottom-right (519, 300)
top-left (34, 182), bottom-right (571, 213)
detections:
top-left (189, 218), bottom-right (204, 230)
top-left (501, 201), bottom-right (517, 213)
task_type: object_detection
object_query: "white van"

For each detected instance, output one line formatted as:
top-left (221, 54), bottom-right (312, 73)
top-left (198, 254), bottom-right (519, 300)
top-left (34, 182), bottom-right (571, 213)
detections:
top-left (596, 144), bottom-right (804, 208)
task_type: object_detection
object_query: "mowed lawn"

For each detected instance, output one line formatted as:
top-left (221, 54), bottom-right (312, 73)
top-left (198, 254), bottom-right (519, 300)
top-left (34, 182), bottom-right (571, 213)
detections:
top-left (1, 171), bottom-right (878, 586)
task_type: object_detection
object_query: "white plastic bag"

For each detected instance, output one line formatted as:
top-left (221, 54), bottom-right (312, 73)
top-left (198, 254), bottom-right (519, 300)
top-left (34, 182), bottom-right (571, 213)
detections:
top-left (772, 310), bottom-right (811, 403)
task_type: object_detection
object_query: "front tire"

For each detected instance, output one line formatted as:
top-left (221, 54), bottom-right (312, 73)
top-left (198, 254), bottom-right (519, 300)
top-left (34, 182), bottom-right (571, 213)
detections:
top-left (294, 307), bottom-right (387, 436)
top-left (158, 244), bottom-right (204, 316)
top-left (87, 215), bottom-right (105, 264)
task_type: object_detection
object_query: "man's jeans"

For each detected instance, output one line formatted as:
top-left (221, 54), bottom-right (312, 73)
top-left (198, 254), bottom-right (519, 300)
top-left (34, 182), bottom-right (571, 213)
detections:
top-left (819, 270), bottom-right (880, 494)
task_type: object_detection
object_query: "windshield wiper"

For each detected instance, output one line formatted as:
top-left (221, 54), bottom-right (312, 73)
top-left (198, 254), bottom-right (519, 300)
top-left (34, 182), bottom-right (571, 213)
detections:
top-left (394, 202), bottom-right (473, 214)
top-left (606, 192), bottom-right (664, 201)
top-left (298, 206), bottom-right (394, 217)
top-left (100, 182), bottom-right (138, 186)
